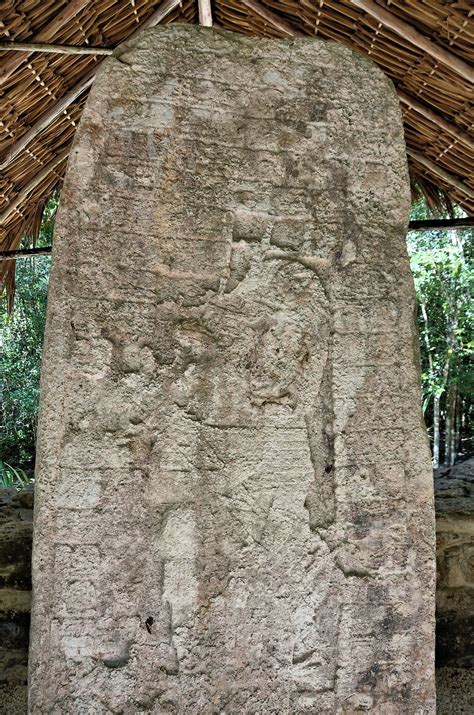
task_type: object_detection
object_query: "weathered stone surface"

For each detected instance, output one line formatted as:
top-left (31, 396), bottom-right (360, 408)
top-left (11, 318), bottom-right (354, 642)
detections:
top-left (0, 486), bottom-right (33, 714)
top-left (435, 458), bottom-right (474, 713)
top-left (29, 26), bottom-right (435, 713)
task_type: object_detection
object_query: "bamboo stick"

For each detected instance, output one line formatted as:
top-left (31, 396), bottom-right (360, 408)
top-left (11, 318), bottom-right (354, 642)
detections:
top-left (0, 1), bottom-right (183, 172)
top-left (4, 217), bottom-right (474, 262)
top-left (0, 42), bottom-right (113, 56)
top-left (2, 216), bottom-right (473, 263)
top-left (0, 0), bottom-right (92, 85)
top-left (131, 0), bottom-right (183, 34)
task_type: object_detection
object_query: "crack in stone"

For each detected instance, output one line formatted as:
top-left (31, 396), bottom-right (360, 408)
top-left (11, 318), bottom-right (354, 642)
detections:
top-left (303, 353), bottom-right (336, 532)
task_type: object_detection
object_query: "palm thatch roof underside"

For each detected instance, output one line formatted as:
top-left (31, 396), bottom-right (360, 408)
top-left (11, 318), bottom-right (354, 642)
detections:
top-left (0, 0), bottom-right (473, 302)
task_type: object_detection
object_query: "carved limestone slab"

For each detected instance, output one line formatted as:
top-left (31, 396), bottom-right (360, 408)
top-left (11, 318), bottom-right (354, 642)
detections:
top-left (29, 25), bottom-right (435, 714)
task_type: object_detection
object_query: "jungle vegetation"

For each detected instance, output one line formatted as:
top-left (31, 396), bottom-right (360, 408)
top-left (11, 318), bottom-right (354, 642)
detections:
top-left (0, 196), bottom-right (472, 481)
top-left (0, 197), bottom-right (55, 482)
top-left (407, 202), bottom-right (472, 468)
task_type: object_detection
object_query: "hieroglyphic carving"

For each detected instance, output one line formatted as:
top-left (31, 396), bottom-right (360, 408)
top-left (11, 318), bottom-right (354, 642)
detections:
top-left (29, 26), bottom-right (435, 713)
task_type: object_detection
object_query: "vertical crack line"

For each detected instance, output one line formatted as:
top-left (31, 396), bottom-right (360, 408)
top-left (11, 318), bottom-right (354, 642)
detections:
top-left (303, 278), bottom-right (336, 530)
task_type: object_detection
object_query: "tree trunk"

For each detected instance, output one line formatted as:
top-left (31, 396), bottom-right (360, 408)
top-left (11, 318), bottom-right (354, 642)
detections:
top-left (433, 394), bottom-right (441, 469)
top-left (455, 394), bottom-right (462, 459)
top-left (419, 302), bottom-right (438, 466)
top-left (445, 384), bottom-right (457, 467)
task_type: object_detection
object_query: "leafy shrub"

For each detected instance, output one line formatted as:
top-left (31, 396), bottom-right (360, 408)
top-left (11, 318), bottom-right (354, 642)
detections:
top-left (0, 460), bottom-right (31, 489)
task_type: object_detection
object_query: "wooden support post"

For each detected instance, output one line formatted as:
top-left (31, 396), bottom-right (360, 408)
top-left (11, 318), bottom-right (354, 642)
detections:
top-left (198, 0), bottom-right (213, 27)
top-left (350, 0), bottom-right (474, 83)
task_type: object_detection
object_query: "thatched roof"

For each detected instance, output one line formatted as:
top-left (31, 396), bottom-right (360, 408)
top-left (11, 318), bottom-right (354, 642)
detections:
top-left (1, 0), bottom-right (473, 303)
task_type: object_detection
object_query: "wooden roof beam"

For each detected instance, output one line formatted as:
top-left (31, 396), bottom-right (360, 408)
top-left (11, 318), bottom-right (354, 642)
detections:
top-left (0, 246), bottom-right (52, 261)
top-left (350, 0), bottom-right (474, 83)
top-left (198, 0), bottom-right (213, 27)
top-left (0, 70), bottom-right (95, 171)
top-left (409, 217), bottom-right (474, 231)
top-left (407, 148), bottom-right (474, 201)
top-left (239, 0), bottom-right (305, 37)
top-left (0, 0), bottom-right (92, 85)
top-left (398, 90), bottom-right (474, 151)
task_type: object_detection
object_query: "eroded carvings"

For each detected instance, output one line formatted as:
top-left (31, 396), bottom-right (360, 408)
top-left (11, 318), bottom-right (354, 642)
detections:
top-left (29, 26), bottom-right (435, 714)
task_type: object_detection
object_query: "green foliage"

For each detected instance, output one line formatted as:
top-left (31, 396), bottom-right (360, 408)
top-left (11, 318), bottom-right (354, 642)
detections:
top-left (0, 197), bottom-right (57, 474)
top-left (407, 199), bottom-right (473, 460)
top-left (0, 460), bottom-right (31, 489)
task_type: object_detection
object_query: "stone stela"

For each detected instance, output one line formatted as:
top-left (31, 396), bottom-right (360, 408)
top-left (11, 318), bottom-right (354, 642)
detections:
top-left (29, 25), bottom-right (436, 714)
